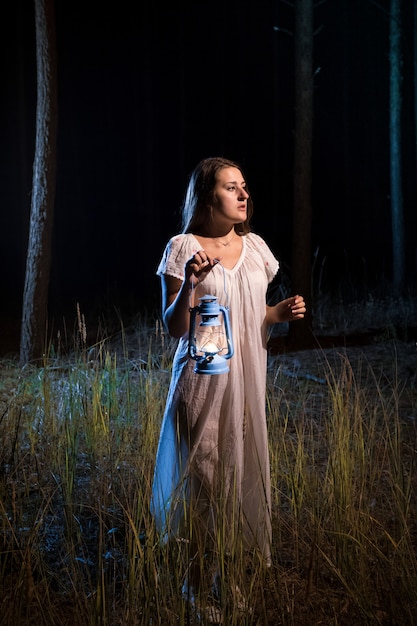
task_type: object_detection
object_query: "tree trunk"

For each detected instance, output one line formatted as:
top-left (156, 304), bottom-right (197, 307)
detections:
top-left (20, 0), bottom-right (57, 365)
top-left (389, 0), bottom-right (405, 293)
top-left (414, 1), bottom-right (417, 206)
top-left (289, 0), bottom-right (314, 348)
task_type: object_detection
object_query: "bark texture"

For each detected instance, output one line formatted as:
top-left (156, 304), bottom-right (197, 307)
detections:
top-left (289, 0), bottom-right (314, 347)
top-left (20, 0), bottom-right (57, 365)
top-left (389, 0), bottom-right (405, 292)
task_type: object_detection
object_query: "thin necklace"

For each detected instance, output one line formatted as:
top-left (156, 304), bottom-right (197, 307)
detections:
top-left (213, 232), bottom-right (235, 247)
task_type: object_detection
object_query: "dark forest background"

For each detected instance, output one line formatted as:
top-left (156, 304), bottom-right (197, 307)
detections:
top-left (1, 0), bottom-right (416, 330)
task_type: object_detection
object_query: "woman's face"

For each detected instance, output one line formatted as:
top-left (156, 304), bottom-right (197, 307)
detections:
top-left (211, 167), bottom-right (249, 226)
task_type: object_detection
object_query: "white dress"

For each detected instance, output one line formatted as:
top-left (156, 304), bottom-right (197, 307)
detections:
top-left (151, 232), bottom-right (279, 564)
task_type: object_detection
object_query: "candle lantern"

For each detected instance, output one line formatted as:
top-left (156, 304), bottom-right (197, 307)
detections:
top-left (188, 294), bottom-right (234, 374)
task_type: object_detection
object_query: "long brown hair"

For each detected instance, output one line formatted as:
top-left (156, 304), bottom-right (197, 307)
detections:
top-left (181, 157), bottom-right (253, 234)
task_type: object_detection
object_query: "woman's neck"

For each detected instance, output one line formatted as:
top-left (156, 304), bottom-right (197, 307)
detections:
top-left (196, 226), bottom-right (236, 239)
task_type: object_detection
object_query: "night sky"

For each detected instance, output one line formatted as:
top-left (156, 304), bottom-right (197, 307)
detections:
top-left (1, 0), bottom-right (416, 329)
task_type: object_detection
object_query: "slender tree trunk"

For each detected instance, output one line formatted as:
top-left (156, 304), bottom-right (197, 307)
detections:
top-left (389, 0), bottom-right (405, 292)
top-left (289, 0), bottom-right (314, 347)
top-left (20, 0), bottom-right (57, 365)
top-left (414, 0), bottom-right (417, 277)
top-left (342, 0), bottom-right (351, 225)
top-left (414, 1), bottom-right (417, 192)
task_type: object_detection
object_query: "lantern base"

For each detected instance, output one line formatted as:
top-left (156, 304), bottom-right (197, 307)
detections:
top-left (193, 354), bottom-right (230, 375)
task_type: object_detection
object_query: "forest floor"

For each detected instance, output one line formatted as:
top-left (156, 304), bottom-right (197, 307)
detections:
top-left (1, 302), bottom-right (417, 624)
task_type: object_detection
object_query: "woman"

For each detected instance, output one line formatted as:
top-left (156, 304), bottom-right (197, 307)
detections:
top-left (151, 157), bottom-right (306, 614)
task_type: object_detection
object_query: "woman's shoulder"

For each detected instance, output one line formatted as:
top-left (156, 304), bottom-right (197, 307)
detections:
top-left (162, 233), bottom-right (199, 256)
top-left (157, 233), bottom-right (199, 278)
top-left (245, 231), bottom-right (273, 250)
top-left (166, 232), bottom-right (194, 245)
top-left (245, 231), bottom-right (280, 278)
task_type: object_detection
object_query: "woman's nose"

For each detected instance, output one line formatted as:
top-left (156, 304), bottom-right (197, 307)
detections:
top-left (239, 188), bottom-right (249, 199)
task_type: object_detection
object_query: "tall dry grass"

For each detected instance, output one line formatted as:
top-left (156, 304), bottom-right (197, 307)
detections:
top-left (0, 313), bottom-right (416, 625)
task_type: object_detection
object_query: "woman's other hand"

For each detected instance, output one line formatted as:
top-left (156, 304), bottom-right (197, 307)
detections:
top-left (266, 295), bottom-right (306, 325)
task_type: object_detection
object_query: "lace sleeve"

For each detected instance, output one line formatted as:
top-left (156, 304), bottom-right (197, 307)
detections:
top-left (247, 232), bottom-right (280, 283)
top-left (156, 234), bottom-right (199, 280)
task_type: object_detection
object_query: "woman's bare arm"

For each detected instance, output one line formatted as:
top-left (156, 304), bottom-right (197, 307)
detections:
top-left (161, 274), bottom-right (194, 338)
top-left (161, 249), bottom-right (218, 338)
